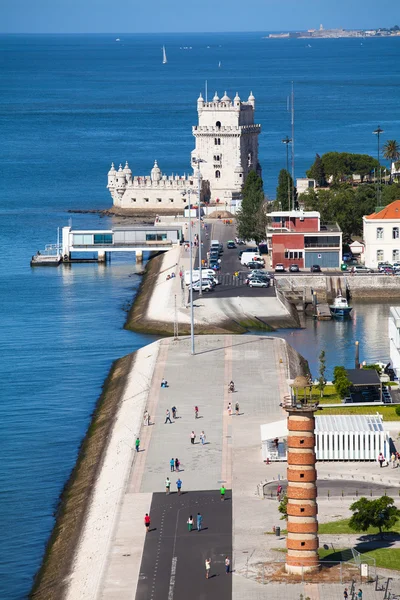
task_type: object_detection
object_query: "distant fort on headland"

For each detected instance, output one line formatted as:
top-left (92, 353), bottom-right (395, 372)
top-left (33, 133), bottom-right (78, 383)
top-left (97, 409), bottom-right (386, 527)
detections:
top-left (107, 91), bottom-right (261, 212)
top-left (267, 23), bottom-right (400, 39)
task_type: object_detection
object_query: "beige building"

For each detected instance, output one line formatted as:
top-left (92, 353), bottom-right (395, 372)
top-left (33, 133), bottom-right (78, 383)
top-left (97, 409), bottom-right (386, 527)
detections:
top-left (107, 91), bottom-right (261, 211)
top-left (363, 200), bottom-right (400, 268)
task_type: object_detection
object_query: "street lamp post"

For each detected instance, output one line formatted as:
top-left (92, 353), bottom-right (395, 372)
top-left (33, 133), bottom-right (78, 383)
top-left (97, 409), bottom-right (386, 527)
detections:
top-left (282, 135), bottom-right (292, 210)
top-left (192, 157), bottom-right (205, 296)
top-left (373, 125), bottom-right (384, 205)
top-left (181, 189), bottom-right (195, 355)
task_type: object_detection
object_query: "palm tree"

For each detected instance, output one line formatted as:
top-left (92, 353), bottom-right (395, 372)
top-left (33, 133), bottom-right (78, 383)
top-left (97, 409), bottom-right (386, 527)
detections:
top-left (383, 140), bottom-right (400, 182)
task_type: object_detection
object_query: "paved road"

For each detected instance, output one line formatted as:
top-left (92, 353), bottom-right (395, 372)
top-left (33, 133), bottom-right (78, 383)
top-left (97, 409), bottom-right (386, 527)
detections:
top-left (136, 491), bottom-right (232, 600)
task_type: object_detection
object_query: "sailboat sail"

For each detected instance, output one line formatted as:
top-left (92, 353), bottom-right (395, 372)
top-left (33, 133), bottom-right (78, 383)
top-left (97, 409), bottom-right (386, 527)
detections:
top-left (162, 46), bottom-right (167, 64)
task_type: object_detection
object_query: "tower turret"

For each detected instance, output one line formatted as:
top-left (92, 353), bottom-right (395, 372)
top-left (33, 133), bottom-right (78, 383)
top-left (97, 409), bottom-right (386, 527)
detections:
top-left (116, 164), bottom-right (127, 195)
top-left (220, 91), bottom-right (231, 104)
top-left (248, 91), bottom-right (255, 108)
top-left (107, 162), bottom-right (117, 188)
top-left (150, 160), bottom-right (162, 182)
top-left (197, 92), bottom-right (204, 112)
top-left (212, 91), bottom-right (220, 102)
top-left (123, 161), bottom-right (132, 184)
top-left (233, 92), bottom-right (241, 108)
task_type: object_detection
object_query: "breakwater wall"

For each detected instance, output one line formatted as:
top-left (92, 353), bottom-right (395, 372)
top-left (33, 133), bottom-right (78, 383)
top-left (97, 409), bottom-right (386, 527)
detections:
top-left (276, 275), bottom-right (400, 300)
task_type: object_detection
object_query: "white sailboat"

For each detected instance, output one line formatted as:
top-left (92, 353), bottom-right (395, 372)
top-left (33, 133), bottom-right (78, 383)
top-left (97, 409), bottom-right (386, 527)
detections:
top-left (218, 61), bottom-right (221, 68)
top-left (162, 45), bottom-right (167, 64)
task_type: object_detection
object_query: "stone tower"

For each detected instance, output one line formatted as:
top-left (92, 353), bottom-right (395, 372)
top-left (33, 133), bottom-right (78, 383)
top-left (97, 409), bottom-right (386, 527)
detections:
top-left (283, 377), bottom-right (319, 574)
top-left (191, 91), bottom-right (261, 206)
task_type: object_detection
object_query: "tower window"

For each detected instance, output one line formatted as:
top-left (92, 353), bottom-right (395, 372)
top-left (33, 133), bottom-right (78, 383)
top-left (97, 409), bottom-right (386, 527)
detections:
top-left (215, 170), bottom-right (221, 179)
top-left (300, 473), bottom-right (305, 478)
top-left (300, 507), bottom-right (305, 513)
top-left (216, 121), bottom-right (221, 130)
top-left (214, 138), bottom-right (221, 145)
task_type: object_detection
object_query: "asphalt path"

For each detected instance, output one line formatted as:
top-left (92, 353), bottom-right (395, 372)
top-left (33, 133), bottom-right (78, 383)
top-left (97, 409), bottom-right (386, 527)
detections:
top-left (135, 491), bottom-right (232, 600)
top-left (264, 479), bottom-right (400, 498)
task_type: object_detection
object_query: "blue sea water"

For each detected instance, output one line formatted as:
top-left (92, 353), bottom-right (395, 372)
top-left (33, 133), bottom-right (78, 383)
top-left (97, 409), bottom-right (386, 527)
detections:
top-left (1, 33), bottom-right (400, 599)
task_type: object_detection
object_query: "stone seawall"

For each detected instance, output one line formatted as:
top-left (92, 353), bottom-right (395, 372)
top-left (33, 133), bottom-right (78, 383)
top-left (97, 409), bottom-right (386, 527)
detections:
top-left (276, 274), bottom-right (400, 300)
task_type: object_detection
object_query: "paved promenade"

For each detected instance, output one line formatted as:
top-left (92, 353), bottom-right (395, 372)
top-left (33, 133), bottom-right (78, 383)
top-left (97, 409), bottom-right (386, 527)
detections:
top-left (65, 335), bottom-right (399, 600)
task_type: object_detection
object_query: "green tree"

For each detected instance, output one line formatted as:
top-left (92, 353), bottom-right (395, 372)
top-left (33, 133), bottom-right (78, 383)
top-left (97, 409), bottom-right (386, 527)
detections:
top-left (317, 350), bottom-right (327, 398)
top-left (276, 169), bottom-right (293, 211)
top-left (306, 153), bottom-right (326, 186)
top-left (382, 183), bottom-right (400, 205)
top-left (278, 494), bottom-right (288, 520)
top-left (349, 496), bottom-right (400, 539)
top-left (237, 170), bottom-right (267, 244)
top-left (333, 366), bottom-right (351, 399)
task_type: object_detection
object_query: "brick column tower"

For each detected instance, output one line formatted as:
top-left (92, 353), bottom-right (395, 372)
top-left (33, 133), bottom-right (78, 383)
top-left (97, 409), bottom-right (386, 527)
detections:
top-left (283, 377), bottom-right (319, 574)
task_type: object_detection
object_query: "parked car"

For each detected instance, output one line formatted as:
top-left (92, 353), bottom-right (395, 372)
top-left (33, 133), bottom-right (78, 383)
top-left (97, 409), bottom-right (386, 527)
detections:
top-left (352, 265), bottom-right (372, 274)
top-left (190, 281), bottom-right (214, 293)
top-left (247, 261), bottom-right (264, 270)
top-left (246, 273), bottom-right (270, 285)
top-left (289, 264), bottom-right (300, 272)
top-left (209, 261), bottom-right (221, 271)
top-left (382, 267), bottom-right (394, 275)
top-left (249, 279), bottom-right (269, 288)
top-left (310, 265), bottom-right (322, 273)
top-left (378, 262), bottom-right (393, 272)
top-left (274, 264), bottom-right (285, 272)
top-left (226, 240), bottom-right (236, 249)
top-left (247, 270), bottom-right (270, 280)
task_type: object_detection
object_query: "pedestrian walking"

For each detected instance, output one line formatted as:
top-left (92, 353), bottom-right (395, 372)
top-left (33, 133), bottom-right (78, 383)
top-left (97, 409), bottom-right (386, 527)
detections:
top-left (200, 431), bottom-right (206, 445)
top-left (220, 485), bottom-right (226, 501)
top-left (191, 431), bottom-right (196, 444)
top-left (194, 405), bottom-right (199, 419)
top-left (176, 478), bottom-right (182, 495)
top-left (165, 409), bottom-right (172, 424)
top-left (172, 406), bottom-right (177, 419)
top-left (170, 458), bottom-right (175, 472)
top-left (235, 401), bottom-right (240, 416)
top-left (205, 558), bottom-right (211, 579)
top-left (197, 512), bottom-right (203, 531)
top-left (187, 515), bottom-right (193, 531)
top-left (225, 556), bottom-right (230, 574)
top-left (143, 410), bottom-right (149, 426)
top-left (357, 590), bottom-right (363, 600)
top-left (165, 477), bottom-right (171, 494)
top-left (135, 437), bottom-right (140, 452)
top-left (144, 513), bottom-right (151, 533)
top-left (378, 452), bottom-right (384, 468)
top-left (391, 453), bottom-right (396, 468)
top-left (227, 401), bottom-right (232, 416)
top-left (175, 458), bottom-right (180, 471)
top-left (343, 588), bottom-right (348, 600)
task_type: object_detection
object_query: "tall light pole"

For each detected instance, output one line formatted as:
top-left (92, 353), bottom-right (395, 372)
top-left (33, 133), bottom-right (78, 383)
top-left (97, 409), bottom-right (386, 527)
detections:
top-left (373, 125), bottom-right (384, 205)
top-left (282, 135), bottom-right (291, 211)
top-left (192, 157), bottom-right (206, 296)
top-left (181, 189), bottom-right (195, 355)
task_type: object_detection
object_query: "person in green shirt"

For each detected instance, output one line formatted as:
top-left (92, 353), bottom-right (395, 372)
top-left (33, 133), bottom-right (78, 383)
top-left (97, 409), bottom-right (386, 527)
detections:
top-left (135, 437), bottom-right (140, 452)
top-left (220, 485), bottom-right (226, 501)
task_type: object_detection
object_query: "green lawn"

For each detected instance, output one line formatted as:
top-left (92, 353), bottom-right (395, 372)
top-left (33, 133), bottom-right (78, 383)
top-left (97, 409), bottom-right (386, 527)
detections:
top-left (311, 384), bottom-right (342, 404)
top-left (319, 405), bottom-right (400, 419)
top-left (319, 547), bottom-right (400, 571)
top-left (319, 518), bottom-right (400, 535)
top-left (274, 546), bottom-right (400, 570)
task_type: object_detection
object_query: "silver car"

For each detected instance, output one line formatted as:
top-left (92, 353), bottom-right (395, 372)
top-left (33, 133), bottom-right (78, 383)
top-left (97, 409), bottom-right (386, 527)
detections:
top-left (249, 279), bottom-right (269, 288)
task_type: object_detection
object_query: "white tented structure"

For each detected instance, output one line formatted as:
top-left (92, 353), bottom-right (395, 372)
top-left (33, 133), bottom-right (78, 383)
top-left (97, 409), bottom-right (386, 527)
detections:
top-left (261, 414), bottom-right (389, 462)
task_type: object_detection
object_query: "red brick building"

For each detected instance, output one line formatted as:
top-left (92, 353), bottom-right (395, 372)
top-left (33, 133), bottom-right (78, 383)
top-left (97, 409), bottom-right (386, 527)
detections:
top-left (267, 210), bottom-right (342, 269)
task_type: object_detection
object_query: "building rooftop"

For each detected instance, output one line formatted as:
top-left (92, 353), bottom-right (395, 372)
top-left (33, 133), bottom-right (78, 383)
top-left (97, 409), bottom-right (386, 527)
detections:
top-left (315, 414), bottom-right (384, 433)
top-left (365, 199), bottom-right (400, 220)
top-left (269, 222), bottom-right (341, 233)
top-left (346, 368), bottom-right (381, 386)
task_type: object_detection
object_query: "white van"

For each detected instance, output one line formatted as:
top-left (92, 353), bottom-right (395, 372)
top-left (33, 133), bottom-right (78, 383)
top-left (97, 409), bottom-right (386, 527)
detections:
top-left (240, 251), bottom-right (263, 266)
top-left (210, 240), bottom-right (219, 249)
top-left (184, 269), bottom-right (219, 286)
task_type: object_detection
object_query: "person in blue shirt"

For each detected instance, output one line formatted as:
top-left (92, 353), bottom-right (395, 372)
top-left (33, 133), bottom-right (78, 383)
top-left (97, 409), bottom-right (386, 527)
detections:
top-left (197, 512), bottom-right (203, 531)
top-left (176, 478), bottom-right (182, 495)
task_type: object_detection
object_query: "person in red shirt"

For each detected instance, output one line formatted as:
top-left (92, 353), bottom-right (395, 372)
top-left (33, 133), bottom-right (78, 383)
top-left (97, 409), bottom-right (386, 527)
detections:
top-left (144, 513), bottom-right (151, 533)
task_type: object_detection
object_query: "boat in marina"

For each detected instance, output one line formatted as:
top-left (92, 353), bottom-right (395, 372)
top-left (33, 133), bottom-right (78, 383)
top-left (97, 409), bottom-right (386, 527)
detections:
top-left (329, 294), bottom-right (352, 318)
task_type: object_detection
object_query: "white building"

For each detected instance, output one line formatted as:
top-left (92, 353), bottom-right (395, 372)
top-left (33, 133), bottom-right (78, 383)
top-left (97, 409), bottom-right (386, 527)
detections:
top-left (296, 177), bottom-right (316, 195)
top-left (363, 199), bottom-right (400, 268)
top-left (389, 307), bottom-right (400, 378)
top-left (107, 91), bottom-right (261, 211)
top-left (261, 414), bottom-right (389, 462)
